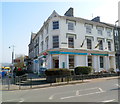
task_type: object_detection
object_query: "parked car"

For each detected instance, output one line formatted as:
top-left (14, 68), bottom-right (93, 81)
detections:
top-left (0, 71), bottom-right (6, 78)
top-left (2, 67), bottom-right (11, 75)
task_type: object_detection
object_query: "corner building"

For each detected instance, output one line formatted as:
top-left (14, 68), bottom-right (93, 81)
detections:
top-left (28, 8), bottom-right (116, 74)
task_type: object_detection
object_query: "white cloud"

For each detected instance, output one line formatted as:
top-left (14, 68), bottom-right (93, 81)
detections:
top-left (93, 0), bottom-right (119, 24)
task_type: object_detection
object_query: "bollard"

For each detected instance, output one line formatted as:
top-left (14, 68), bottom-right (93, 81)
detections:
top-left (82, 74), bottom-right (83, 82)
top-left (50, 82), bottom-right (52, 86)
top-left (30, 78), bottom-right (32, 89)
top-left (19, 77), bottom-right (21, 90)
top-left (8, 78), bottom-right (10, 90)
top-left (67, 76), bottom-right (69, 84)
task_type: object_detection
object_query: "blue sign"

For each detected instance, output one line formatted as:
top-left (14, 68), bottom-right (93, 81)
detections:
top-left (34, 60), bottom-right (38, 63)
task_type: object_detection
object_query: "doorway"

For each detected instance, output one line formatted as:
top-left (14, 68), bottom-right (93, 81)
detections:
top-left (53, 56), bottom-right (59, 68)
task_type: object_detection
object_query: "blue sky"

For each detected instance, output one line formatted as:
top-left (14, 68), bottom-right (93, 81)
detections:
top-left (1, 0), bottom-right (119, 63)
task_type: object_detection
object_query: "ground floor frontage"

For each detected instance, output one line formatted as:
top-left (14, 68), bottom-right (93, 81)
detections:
top-left (31, 49), bottom-right (116, 74)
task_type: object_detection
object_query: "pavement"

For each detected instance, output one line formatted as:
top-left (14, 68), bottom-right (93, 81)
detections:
top-left (1, 73), bottom-right (120, 91)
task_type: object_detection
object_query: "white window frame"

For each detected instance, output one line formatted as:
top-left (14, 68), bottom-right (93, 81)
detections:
top-left (88, 56), bottom-right (92, 67)
top-left (97, 26), bottom-right (104, 35)
top-left (53, 35), bottom-right (59, 48)
top-left (98, 40), bottom-right (103, 50)
top-left (107, 28), bottom-right (112, 37)
top-left (68, 36), bottom-right (74, 48)
top-left (108, 41), bottom-right (111, 51)
top-left (100, 56), bottom-right (104, 68)
top-left (69, 55), bottom-right (74, 69)
top-left (85, 24), bottom-right (92, 34)
top-left (53, 21), bottom-right (59, 30)
top-left (68, 22), bottom-right (74, 31)
top-left (87, 38), bottom-right (92, 49)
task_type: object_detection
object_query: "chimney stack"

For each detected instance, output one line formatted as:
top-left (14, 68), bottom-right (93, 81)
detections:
top-left (64, 7), bottom-right (74, 17)
top-left (91, 16), bottom-right (100, 22)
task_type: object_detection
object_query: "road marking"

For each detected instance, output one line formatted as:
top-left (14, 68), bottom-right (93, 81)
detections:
top-left (49, 87), bottom-right (99, 100)
top-left (77, 87), bottom-right (99, 91)
top-left (115, 84), bottom-right (120, 87)
top-left (98, 88), bottom-right (104, 92)
top-left (49, 95), bottom-right (54, 100)
top-left (101, 99), bottom-right (115, 102)
top-left (19, 98), bottom-right (24, 102)
top-left (4, 98), bottom-right (24, 102)
top-left (49, 87), bottom-right (105, 100)
top-left (76, 90), bottom-right (79, 96)
top-left (49, 90), bottom-right (76, 100)
top-left (60, 91), bottom-right (104, 100)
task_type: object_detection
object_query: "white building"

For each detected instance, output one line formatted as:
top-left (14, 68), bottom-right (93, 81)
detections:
top-left (28, 8), bottom-right (116, 74)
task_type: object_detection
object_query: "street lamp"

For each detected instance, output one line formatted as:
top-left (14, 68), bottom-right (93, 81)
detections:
top-left (9, 45), bottom-right (15, 81)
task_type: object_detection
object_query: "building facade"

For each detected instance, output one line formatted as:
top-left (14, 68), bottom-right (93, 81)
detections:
top-left (28, 8), bottom-right (116, 74)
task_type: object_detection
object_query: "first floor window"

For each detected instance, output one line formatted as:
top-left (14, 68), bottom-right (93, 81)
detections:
top-left (108, 41), bottom-right (111, 51)
top-left (53, 36), bottom-right (59, 48)
top-left (87, 39), bottom-right (92, 49)
top-left (68, 37), bottom-right (74, 48)
top-left (98, 40), bottom-right (103, 50)
top-left (46, 36), bottom-right (49, 49)
top-left (41, 41), bottom-right (43, 51)
top-left (88, 56), bottom-right (92, 67)
top-left (100, 56), bottom-right (104, 68)
top-left (69, 55), bottom-right (74, 69)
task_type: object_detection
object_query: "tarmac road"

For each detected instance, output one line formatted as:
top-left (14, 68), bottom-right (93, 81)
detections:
top-left (2, 78), bottom-right (120, 103)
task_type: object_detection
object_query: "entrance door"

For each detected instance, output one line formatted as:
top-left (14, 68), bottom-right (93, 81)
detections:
top-left (53, 56), bottom-right (59, 68)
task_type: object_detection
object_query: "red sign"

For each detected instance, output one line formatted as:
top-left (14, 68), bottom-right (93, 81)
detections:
top-left (43, 52), bottom-right (48, 56)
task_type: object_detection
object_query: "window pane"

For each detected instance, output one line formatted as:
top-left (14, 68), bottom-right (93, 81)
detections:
top-left (98, 30), bottom-right (102, 35)
top-left (68, 37), bottom-right (74, 48)
top-left (88, 56), bottom-right (92, 67)
top-left (68, 22), bottom-right (74, 30)
top-left (86, 27), bottom-right (92, 34)
top-left (108, 41), bottom-right (111, 51)
top-left (53, 21), bottom-right (59, 29)
top-left (53, 36), bottom-right (59, 48)
top-left (98, 40), bottom-right (103, 50)
top-left (69, 55), bottom-right (74, 69)
top-left (87, 39), bottom-right (92, 49)
top-left (100, 56), bottom-right (104, 68)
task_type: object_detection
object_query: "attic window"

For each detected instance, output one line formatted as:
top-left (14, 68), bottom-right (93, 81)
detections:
top-left (53, 21), bottom-right (59, 30)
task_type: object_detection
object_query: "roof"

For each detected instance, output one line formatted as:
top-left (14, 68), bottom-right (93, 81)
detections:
top-left (60, 15), bottom-right (115, 29)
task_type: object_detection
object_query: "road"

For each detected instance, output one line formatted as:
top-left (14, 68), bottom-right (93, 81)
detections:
top-left (2, 78), bottom-right (120, 103)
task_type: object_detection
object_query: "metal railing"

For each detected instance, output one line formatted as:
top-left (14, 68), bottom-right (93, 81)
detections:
top-left (1, 73), bottom-right (119, 91)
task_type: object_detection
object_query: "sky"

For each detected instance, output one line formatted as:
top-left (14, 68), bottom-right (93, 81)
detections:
top-left (1, 0), bottom-right (119, 64)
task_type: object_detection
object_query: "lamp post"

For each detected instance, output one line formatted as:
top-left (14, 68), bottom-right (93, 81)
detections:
top-left (115, 20), bottom-right (120, 71)
top-left (9, 45), bottom-right (15, 81)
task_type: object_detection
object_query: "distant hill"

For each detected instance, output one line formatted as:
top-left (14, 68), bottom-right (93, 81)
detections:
top-left (0, 63), bottom-right (11, 67)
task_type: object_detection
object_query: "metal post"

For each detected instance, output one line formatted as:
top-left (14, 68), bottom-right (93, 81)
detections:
top-left (9, 45), bottom-right (15, 83)
top-left (19, 76), bottom-right (21, 90)
top-left (8, 78), bottom-right (10, 90)
top-left (30, 77), bottom-right (32, 89)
